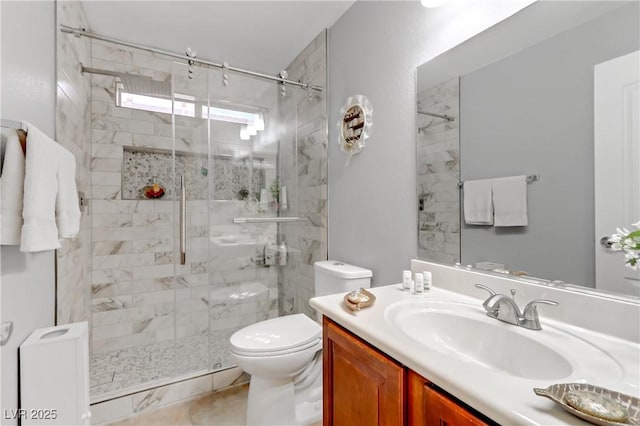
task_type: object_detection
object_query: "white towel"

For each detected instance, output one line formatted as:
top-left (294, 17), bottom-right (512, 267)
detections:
top-left (56, 147), bottom-right (81, 238)
top-left (463, 178), bottom-right (494, 225)
top-left (0, 130), bottom-right (25, 244)
top-left (492, 175), bottom-right (528, 227)
top-left (19, 122), bottom-right (81, 251)
top-left (20, 122), bottom-right (61, 252)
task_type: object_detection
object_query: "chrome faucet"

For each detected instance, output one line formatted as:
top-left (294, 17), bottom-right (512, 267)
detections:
top-left (474, 284), bottom-right (558, 330)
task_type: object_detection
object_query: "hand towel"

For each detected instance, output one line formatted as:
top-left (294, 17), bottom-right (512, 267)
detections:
top-left (20, 121), bottom-right (61, 252)
top-left (492, 175), bottom-right (528, 227)
top-left (0, 130), bottom-right (25, 244)
top-left (56, 146), bottom-right (81, 238)
top-left (463, 178), bottom-right (494, 225)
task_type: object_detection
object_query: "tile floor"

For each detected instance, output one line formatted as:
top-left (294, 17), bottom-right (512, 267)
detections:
top-left (106, 384), bottom-right (248, 426)
top-left (105, 384), bottom-right (323, 426)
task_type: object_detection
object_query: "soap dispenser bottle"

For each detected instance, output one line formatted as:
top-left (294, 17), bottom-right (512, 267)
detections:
top-left (278, 239), bottom-right (287, 266)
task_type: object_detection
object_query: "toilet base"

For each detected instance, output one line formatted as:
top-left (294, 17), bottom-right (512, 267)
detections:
top-left (245, 362), bottom-right (322, 426)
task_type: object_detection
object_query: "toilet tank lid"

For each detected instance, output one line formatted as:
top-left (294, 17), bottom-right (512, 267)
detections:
top-left (314, 260), bottom-right (372, 279)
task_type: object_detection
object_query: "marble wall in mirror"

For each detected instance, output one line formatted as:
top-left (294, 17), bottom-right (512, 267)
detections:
top-left (416, 1), bottom-right (639, 297)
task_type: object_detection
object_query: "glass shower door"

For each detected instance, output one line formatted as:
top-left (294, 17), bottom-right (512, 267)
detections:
top-left (170, 63), bottom-right (212, 376)
top-left (205, 68), bottom-right (282, 371)
top-left (171, 63), bottom-right (294, 374)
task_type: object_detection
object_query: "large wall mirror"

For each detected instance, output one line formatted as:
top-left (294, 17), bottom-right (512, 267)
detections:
top-left (416, 1), bottom-right (639, 298)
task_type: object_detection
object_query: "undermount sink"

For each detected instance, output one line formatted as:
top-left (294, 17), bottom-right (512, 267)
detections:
top-left (384, 300), bottom-right (622, 381)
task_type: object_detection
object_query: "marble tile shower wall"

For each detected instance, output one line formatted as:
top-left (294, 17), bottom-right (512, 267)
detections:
top-left (88, 39), bottom-right (278, 395)
top-left (55, 1), bottom-right (92, 326)
top-left (279, 31), bottom-right (328, 318)
top-left (416, 77), bottom-right (460, 264)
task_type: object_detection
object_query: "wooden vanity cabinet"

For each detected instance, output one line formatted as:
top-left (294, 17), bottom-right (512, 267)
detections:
top-left (323, 317), bottom-right (493, 426)
top-left (323, 317), bottom-right (405, 425)
top-left (407, 370), bottom-right (490, 426)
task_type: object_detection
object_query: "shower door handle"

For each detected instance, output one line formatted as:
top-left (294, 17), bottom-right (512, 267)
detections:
top-left (180, 175), bottom-right (186, 265)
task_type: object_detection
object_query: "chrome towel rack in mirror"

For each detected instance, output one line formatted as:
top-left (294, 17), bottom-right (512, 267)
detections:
top-left (458, 174), bottom-right (540, 188)
top-left (417, 110), bottom-right (455, 122)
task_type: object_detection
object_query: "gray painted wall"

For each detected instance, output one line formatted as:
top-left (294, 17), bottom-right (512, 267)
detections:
top-left (327, 0), bottom-right (533, 286)
top-left (460, 3), bottom-right (640, 287)
top-left (1, 2), bottom-right (56, 423)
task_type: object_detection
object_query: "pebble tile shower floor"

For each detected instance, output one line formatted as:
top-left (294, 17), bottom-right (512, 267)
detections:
top-left (91, 331), bottom-right (234, 397)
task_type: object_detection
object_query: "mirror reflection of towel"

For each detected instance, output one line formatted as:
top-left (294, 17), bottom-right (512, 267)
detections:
top-left (493, 175), bottom-right (528, 227)
top-left (463, 178), bottom-right (494, 225)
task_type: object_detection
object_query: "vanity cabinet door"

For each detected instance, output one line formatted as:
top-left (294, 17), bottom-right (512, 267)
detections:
top-left (408, 370), bottom-right (490, 426)
top-left (323, 317), bottom-right (404, 426)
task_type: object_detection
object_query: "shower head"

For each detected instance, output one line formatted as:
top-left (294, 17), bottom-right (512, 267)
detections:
top-left (119, 74), bottom-right (171, 98)
top-left (81, 65), bottom-right (171, 98)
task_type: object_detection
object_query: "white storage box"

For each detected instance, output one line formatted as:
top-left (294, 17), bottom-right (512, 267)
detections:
top-left (20, 322), bottom-right (90, 425)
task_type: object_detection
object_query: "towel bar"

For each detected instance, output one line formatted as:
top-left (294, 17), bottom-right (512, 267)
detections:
top-left (232, 217), bottom-right (305, 224)
top-left (1, 118), bottom-right (24, 130)
top-left (458, 174), bottom-right (540, 188)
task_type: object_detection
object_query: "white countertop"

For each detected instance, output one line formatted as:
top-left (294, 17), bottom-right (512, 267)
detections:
top-left (310, 284), bottom-right (640, 426)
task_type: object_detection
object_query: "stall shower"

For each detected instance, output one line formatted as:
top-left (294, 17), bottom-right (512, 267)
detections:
top-left (56, 6), bottom-right (327, 403)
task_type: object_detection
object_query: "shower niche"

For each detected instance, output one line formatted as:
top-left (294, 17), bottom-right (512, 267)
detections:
top-left (121, 146), bottom-right (268, 201)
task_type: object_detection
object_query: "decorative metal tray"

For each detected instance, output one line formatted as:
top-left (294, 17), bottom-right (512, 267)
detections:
top-left (534, 384), bottom-right (640, 425)
top-left (343, 288), bottom-right (376, 311)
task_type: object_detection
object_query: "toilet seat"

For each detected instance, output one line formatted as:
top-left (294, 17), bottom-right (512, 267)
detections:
top-left (230, 314), bottom-right (321, 357)
top-left (231, 337), bottom-right (321, 357)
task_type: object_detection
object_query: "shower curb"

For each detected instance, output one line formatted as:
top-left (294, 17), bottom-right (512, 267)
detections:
top-left (90, 367), bottom-right (250, 425)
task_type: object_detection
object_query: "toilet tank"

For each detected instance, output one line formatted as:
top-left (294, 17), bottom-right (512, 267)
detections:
top-left (314, 260), bottom-right (372, 297)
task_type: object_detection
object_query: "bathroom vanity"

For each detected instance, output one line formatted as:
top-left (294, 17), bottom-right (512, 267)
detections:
top-left (310, 261), bottom-right (640, 426)
top-left (323, 317), bottom-right (491, 425)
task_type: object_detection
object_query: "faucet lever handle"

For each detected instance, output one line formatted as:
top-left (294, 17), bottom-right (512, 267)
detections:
top-left (524, 299), bottom-right (559, 311)
top-left (474, 284), bottom-right (496, 298)
top-left (475, 284), bottom-right (498, 314)
top-left (522, 299), bottom-right (559, 330)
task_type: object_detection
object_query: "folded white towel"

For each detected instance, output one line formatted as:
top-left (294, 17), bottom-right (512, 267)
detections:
top-left (20, 122), bottom-right (61, 252)
top-left (56, 146), bottom-right (81, 238)
top-left (463, 178), bottom-right (494, 225)
top-left (0, 129), bottom-right (25, 245)
top-left (493, 175), bottom-right (528, 227)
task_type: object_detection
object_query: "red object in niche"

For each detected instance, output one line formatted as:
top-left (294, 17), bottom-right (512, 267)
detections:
top-left (143, 182), bottom-right (165, 199)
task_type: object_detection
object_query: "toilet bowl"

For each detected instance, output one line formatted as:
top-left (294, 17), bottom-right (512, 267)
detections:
top-left (229, 260), bottom-right (372, 426)
top-left (230, 314), bottom-right (323, 426)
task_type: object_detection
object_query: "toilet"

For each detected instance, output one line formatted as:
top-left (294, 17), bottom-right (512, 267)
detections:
top-left (229, 260), bottom-right (372, 426)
